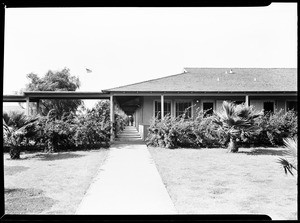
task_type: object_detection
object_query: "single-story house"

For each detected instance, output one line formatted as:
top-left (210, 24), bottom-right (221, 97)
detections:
top-left (102, 68), bottom-right (297, 140)
top-left (3, 67), bottom-right (297, 141)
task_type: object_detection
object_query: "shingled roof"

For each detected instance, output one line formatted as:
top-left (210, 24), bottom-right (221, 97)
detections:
top-left (104, 68), bottom-right (297, 92)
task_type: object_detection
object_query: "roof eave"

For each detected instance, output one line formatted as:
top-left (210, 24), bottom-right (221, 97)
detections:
top-left (105, 90), bottom-right (297, 95)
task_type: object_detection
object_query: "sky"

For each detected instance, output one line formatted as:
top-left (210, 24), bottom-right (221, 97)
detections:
top-left (3, 3), bottom-right (297, 108)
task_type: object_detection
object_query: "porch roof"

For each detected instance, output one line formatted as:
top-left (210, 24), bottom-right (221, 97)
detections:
top-left (3, 91), bottom-right (110, 102)
top-left (103, 68), bottom-right (297, 93)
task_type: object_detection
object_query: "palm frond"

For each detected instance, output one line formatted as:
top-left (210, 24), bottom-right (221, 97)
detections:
top-left (3, 118), bottom-right (11, 133)
top-left (236, 107), bottom-right (251, 118)
top-left (277, 158), bottom-right (296, 176)
top-left (283, 137), bottom-right (297, 158)
top-left (222, 101), bottom-right (236, 117)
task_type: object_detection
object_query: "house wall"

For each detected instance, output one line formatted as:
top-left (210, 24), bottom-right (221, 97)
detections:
top-left (142, 95), bottom-right (247, 119)
top-left (249, 96), bottom-right (297, 112)
top-left (143, 96), bottom-right (156, 125)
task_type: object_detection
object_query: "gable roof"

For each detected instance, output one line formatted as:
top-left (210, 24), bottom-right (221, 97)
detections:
top-left (103, 68), bottom-right (297, 92)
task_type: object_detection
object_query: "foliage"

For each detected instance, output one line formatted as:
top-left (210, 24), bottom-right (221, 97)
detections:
top-left (31, 100), bottom-right (126, 152)
top-left (25, 68), bottom-right (82, 118)
top-left (146, 110), bottom-right (225, 149)
top-left (34, 110), bottom-right (78, 152)
top-left (34, 107), bottom-right (111, 152)
top-left (3, 99), bottom-right (128, 154)
top-left (3, 112), bottom-right (39, 159)
top-left (114, 103), bottom-right (128, 135)
top-left (74, 103), bottom-right (111, 149)
top-left (147, 101), bottom-right (297, 151)
top-left (213, 101), bottom-right (262, 152)
top-left (193, 112), bottom-right (227, 148)
top-left (253, 110), bottom-right (298, 146)
top-left (88, 100), bottom-right (127, 136)
top-left (277, 137), bottom-right (297, 176)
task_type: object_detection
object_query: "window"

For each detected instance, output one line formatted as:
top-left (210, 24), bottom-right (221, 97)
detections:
top-left (233, 101), bottom-right (245, 105)
top-left (154, 101), bottom-right (171, 119)
top-left (175, 101), bottom-right (192, 118)
top-left (263, 101), bottom-right (274, 114)
top-left (203, 102), bottom-right (214, 117)
top-left (287, 101), bottom-right (298, 112)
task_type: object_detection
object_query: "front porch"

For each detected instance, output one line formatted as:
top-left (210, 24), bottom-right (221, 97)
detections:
top-left (3, 91), bottom-right (298, 142)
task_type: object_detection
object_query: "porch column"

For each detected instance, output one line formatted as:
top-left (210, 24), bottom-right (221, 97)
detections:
top-left (25, 97), bottom-right (30, 116)
top-left (245, 95), bottom-right (249, 106)
top-left (36, 99), bottom-right (40, 115)
top-left (161, 94), bottom-right (164, 120)
top-left (110, 95), bottom-right (115, 141)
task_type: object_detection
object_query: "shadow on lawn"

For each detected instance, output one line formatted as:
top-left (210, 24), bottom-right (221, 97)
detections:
top-left (4, 166), bottom-right (30, 175)
top-left (240, 148), bottom-right (287, 156)
top-left (5, 187), bottom-right (56, 214)
top-left (30, 152), bottom-right (86, 161)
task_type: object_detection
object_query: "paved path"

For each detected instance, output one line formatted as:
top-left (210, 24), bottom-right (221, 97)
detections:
top-left (76, 142), bottom-right (176, 214)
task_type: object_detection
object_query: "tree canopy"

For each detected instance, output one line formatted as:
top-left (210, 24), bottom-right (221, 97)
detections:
top-left (26, 68), bottom-right (82, 117)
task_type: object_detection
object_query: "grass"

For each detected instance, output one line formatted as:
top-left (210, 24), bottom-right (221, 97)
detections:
top-left (148, 146), bottom-right (298, 220)
top-left (4, 148), bottom-right (109, 214)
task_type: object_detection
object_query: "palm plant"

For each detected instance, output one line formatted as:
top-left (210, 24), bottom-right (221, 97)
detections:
top-left (213, 101), bottom-right (262, 153)
top-left (3, 112), bottom-right (38, 159)
top-left (277, 137), bottom-right (297, 176)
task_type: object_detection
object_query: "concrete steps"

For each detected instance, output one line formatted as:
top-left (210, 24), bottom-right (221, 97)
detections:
top-left (116, 126), bottom-right (142, 142)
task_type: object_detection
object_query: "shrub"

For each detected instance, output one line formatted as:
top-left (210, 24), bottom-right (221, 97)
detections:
top-left (34, 110), bottom-right (78, 152)
top-left (3, 99), bottom-right (127, 154)
top-left (146, 114), bottom-right (174, 148)
top-left (89, 100), bottom-right (127, 136)
top-left (194, 113), bottom-right (227, 148)
top-left (114, 113), bottom-right (127, 135)
top-left (34, 100), bottom-right (127, 152)
top-left (73, 110), bottom-right (111, 149)
top-left (146, 110), bottom-right (225, 149)
top-left (34, 108), bottom-right (111, 152)
top-left (247, 109), bottom-right (298, 147)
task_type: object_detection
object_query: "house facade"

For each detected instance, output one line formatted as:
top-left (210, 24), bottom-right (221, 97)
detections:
top-left (103, 68), bottom-right (297, 140)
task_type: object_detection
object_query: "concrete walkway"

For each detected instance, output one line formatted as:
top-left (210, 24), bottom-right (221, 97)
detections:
top-left (76, 142), bottom-right (176, 214)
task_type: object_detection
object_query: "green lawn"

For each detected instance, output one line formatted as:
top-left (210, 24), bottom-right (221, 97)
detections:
top-left (148, 146), bottom-right (297, 220)
top-left (4, 149), bottom-right (109, 214)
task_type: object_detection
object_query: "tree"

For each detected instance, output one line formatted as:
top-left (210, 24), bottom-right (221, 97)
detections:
top-left (213, 101), bottom-right (262, 153)
top-left (3, 112), bottom-right (38, 159)
top-left (26, 68), bottom-right (82, 118)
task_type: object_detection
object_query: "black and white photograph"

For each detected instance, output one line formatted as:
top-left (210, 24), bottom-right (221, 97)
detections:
top-left (2, 3), bottom-right (297, 220)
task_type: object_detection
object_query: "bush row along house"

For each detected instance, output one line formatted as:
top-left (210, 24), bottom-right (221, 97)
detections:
top-left (102, 68), bottom-right (297, 140)
top-left (3, 68), bottom-right (297, 141)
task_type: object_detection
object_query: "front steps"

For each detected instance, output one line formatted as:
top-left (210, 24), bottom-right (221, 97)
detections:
top-left (116, 126), bottom-right (143, 142)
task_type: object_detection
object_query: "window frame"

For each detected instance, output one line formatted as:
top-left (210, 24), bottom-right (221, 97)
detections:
top-left (174, 99), bottom-right (193, 119)
top-left (263, 100), bottom-right (275, 114)
top-left (153, 99), bottom-right (172, 119)
top-left (202, 100), bottom-right (215, 116)
top-left (233, 100), bottom-right (245, 105)
top-left (285, 100), bottom-right (298, 112)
